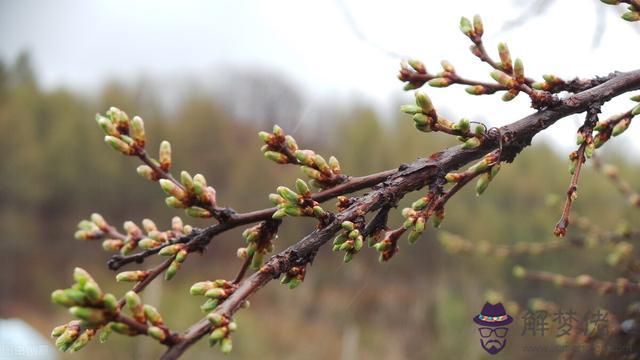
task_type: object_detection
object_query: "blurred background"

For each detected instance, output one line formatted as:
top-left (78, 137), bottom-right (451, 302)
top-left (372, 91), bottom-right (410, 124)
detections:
top-left (1, 0), bottom-right (639, 359)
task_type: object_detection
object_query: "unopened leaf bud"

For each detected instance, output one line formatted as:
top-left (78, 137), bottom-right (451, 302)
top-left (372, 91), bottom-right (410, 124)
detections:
top-left (428, 77), bottom-right (452, 88)
top-left (147, 326), bottom-right (166, 341)
top-left (131, 116), bottom-right (146, 148)
top-left (459, 16), bottom-right (473, 36)
top-left (104, 136), bottom-right (133, 155)
top-left (116, 270), bottom-right (149, 282)
top-left (159, 140), bottom-right (172, 171)
top-left (186, 206), bottom-right (213, 218)
top-left (264, 151), bottom-right (288, 164)
top-left (473, 15), bottom-right (484, 36)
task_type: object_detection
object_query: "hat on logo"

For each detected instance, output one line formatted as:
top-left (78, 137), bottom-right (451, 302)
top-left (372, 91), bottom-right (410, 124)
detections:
top-left (473, 302), bottom-right (513, 327)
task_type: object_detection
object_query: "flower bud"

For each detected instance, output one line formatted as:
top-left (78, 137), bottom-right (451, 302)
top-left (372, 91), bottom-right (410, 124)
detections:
top-left (475, 173), bottom-right (491, 196)
top-left (186, 206), bottom-right (213, 218)
top-left (220, 337), bottom-right (233, 354)
top-left (159, 140), bottom-right (172, 171)
top-left (502, 89), bottom-right (518, 102)
top-left (428, 77), bottom-right (452, 87)
top-left (622, 11), bottom-right (640, 22)
top-left (277, 186), bottom-right (300, 203)
top-left (51, 324), bottom-right (68, 338)
top-left (465, 85), bottom-right (486, 95)
top-left (131, 116), bottom-right (146, 148)
top-left (612, 118), bottom-right (631, 136)
top-left (137, 165), bottom-right (157, 181)
top-left (69, 306), bottom-right (106, 324)
top-left (258, 131), bottom-right (271, 143)
top-left (408, 59), bottom-right (426, 74)
top-left (473, 15), bottom-right (484, 36)
top-left (147, 326), bottom-right (166, 341)
top-left (328, 156), bottom-right (341, 173)
top-left (104, 136), bottom-right (133, 155)
top-left (463, 137), bottom-right (481, 149)
top-left (301, 166), bottom-right (323, 180)
top-left (96, 114), bottom-right (119, 136)
top-left (251, 251), bottom-right (264, 270)
top-left (116, 270), bottom-right (149, 282)
top-left (490, 70), bottom-right (515, 88)
top-left (459, 16), bottom-right (473, 36)
top-left (264, 151), bottom-right (288, 164)
top-left (497, 43), bottom-right (512, 73)
top-left (441, 60), bottom-right (455, 73)
top-left (415, 91), bottom-right (434, 114)
top-left (272, 209), bottom-right (287, 220)
top-left (295, 178), bottom-right (310, 196)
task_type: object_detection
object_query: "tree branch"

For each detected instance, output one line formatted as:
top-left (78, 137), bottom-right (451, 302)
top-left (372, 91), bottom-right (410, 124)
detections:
top-left (160, 69), bottom-right (640, 359)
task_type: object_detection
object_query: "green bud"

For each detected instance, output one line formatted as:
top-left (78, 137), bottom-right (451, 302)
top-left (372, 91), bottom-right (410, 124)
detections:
top-left (408, 59), bottom-right (426, 74)
top-left (490, 70), bottom-right (514, 88)
top-left (288, 278), bottom-right (302, 289)
top-left (51, 290), bottom-right (78, 307)
top-left (269, 193), bottom-right (285, 205)
top-left (412, 197), bottom-right (429, 210)
top-left (147, 326), bottom-right (166, 341)
top-left (473, 15), bottom-right (484, 36)
top-left (190, 281), bottom-right (212, 296)
top-left (630, 94), bottom-right (640, 102)
top-left (585, 142), bottom-right (595, 158)
top-left (125, 291), bottom-right (141, 309)
top-left (612, 118), bottom-right (631, 136)
top-left (104, 135), bottom-right (133, 155)
top-left (407, 230), bottom-right (421, 245)
top-left (277, 186), bottom-right (299, 203)
top-left (301, 166), bottom-right (323, 180)
top-left (131, 116), bottom-right (146, 147)
top-left (159, 140), bottom-right (172, 171)
top-left (513, 58), bottom-right (524, 83)
top-left (415, 91), bottom-right (434, 113)
top-left (413, 113), bottom-right (429, 126)
top-left (258, 131), bottom-right (271, 142)
top-left (428, 77), bottom-right (451, 87)
top-left (208, 313), bottom-right (225, 327)
top-left (73, 267), bottom-right (93, 286)
top-left (463, 137), bottom-right (481, 149)
top-left (165, 196), bottom-right (187, 209)
top-left (354, 236), bottom-right (364, 251)
top-left (328, 156), bottom-right (341, 173)
top-left (201, 298), bottom-right (219, 313)
top-left (103, 293), bottom-right (118, 313)
top-left (632, 104), bottom-right (640, 116)
top-left (96, 114), bottom-right (119, 136)
top-left (251, 251), bottom-right (264, 270)
top-left (312, 205), bottom-right (326, 218)
top-left (333, 233), bottom-right (348, 246)
top-left (69, 306), bottom-right (106, 324)
top-left (272, 208), bottom-right (287, 220)
top-left (116, 270), bottom-right (149, 282)
top-left (343, 252), bottom-right (354, 263)
top-left (475, 173), bottom-right (491, 196)
top-left (136, 165), bottom-right (156, 181)
top-left (159, 179), bottom-right (187, 200)
top-left (497, 43), bottom-right (512, 72)
top-left (414, 217), bottom-right (426, 233)
top-left (165, 260), bottom-right (180, 280)
top-left (180, 171), bottom-right (194, 192)
top-left (295, 178), bottom-right (310, 196)
top-left (205, 288), bottom-right (227, 299)
top-left (220, 337), bottom-right (233, 354)
top-left (264, 151), bottom-right (288, 164)
top-left (459, 16), bottom-right (473, 36)
top-left (52, 324), bottom-right (68, 338)
top-left (400, 104), bottom-right (422, 115)
top-left (502, 90), bottom-right (518, 102)
top-left (99, 324), bottom-right (112, 343)
top-left (272, 124), bottom-right (284, 136)
top-left (186, 206), bottom-right (213, 218)
top-left (465, 85), bottom-right (486, 95)
top-left (622, 11), bottom-right (640, 22)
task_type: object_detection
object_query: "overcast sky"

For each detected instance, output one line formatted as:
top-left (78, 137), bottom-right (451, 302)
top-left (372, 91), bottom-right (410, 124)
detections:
top-left (1, 0), bottom-right (639, 152)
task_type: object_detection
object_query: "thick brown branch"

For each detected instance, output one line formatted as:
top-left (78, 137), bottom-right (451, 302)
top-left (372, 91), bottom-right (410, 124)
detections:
top-left (160, 68), bottom-right (640, 359)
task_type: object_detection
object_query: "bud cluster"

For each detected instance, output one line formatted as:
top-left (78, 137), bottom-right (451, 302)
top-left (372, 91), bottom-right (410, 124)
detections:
top-left (259, 125), bottom-right (344, 189)
top-left (206, 314), bottom-right (237, 354)
top-left (400, 91), bottom-right (485, 148)
top-left (445, 151), bottom-right (501, 196)
top-left (237, 222), bottom-right (276, 270)
top-left (51, 268), bottom-right (118, 352)
top-left (280, 265), bottom-right (306, 289)
top-left (512, 266), bottom-right (640, 295)
top-left (79, 216), bottom-right (192, 255)
top-left (190, 279), bottom-right (237, 313)
top-left (270, 179), bottom-right (327, 220)
top-left (332, 220), bottom-right (365, 263)
top-left (592, 103), bottom-right (639, 149)
top-left (161, 171), bottom-right (218, 219)
top-left (96, 107), bottom-right (146, 156)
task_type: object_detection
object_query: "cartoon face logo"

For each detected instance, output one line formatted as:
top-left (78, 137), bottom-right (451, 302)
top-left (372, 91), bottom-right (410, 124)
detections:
top-left (473, 302), bottom-right (513, 355)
